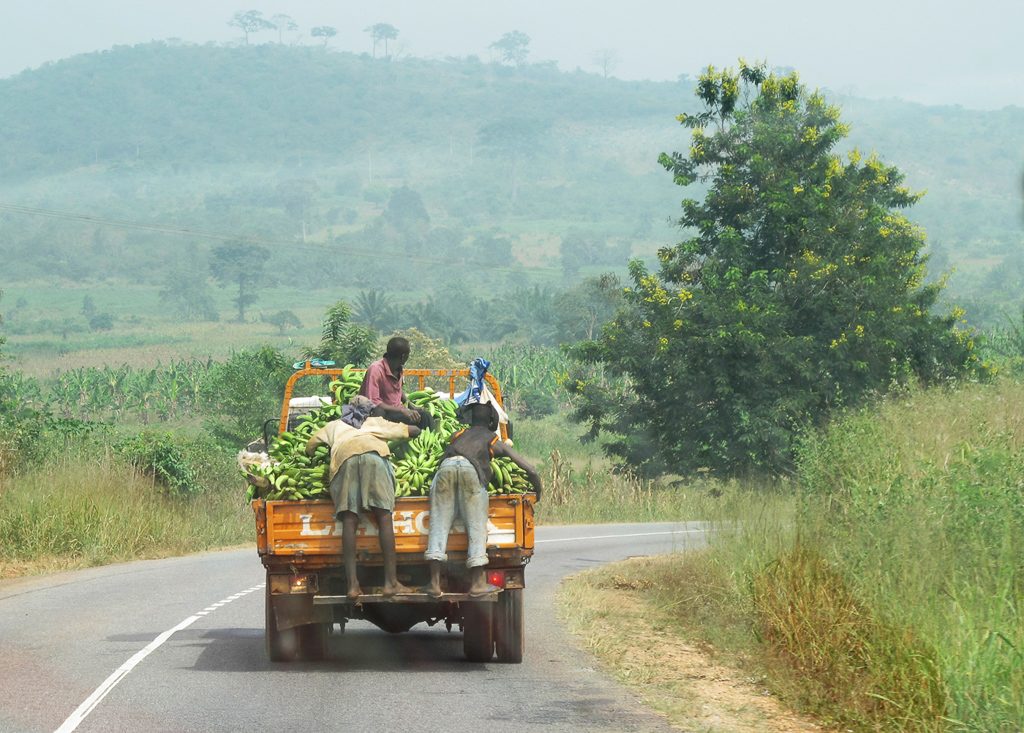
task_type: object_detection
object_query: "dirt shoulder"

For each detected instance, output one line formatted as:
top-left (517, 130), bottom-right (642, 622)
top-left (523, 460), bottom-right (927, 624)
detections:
top-left (557, 555), bottom-right (825, 733)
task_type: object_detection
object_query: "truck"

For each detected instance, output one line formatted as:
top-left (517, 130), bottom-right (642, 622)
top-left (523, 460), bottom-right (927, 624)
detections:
top-left (250, 363), bottom-right (537, 663)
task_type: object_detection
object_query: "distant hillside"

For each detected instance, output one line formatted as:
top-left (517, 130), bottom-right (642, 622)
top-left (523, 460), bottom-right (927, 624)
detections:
top-left (0, 43), bottom-right (682, 176)
top-left (0, 42), bottom-right (1021, 320)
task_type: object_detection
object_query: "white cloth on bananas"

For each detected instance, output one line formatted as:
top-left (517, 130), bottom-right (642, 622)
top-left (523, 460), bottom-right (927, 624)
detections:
top-left (307, 417), bottom-right (411, 480)
top-left (237, 450), bottom-right (273, 489)
top-left (459, 383), bottom-right (509, 426)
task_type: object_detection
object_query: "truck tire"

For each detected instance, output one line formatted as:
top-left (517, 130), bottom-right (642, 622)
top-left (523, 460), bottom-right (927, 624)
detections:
top-left (265, 583), bottom-right (300, 662)
top-left (494, 589), bottom-right (524, 663)
top-left (298, 622), bottom-right (328, 661)
top-left (462, 601), bottom-right (494, 663)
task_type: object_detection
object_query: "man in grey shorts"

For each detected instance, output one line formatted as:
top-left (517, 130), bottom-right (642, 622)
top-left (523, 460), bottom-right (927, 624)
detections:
top-left (305, 397), bottom-right (421, 599)
top-left (424, 401), bottom-right (542, 597)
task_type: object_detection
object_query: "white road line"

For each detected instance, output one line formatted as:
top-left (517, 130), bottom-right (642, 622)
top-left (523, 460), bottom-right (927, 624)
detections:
top-left (54, 583), bottom-right (265, 733)
top-left (535, 528), bottom-right (706, 544)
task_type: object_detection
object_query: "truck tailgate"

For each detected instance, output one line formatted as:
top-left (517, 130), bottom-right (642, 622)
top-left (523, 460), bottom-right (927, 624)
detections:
top-left (258, 495), bottom-right (535, 556)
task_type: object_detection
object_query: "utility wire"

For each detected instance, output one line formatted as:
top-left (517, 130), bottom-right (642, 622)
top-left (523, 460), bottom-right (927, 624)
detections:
top-left (0, 201), bottom-right (563, 276)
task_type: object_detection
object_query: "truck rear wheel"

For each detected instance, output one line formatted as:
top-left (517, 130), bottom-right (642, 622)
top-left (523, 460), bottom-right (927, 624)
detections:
top-left (265, 583), bottom-right (301, 662)
top-left (462, 601), bottom-right (494, 663)
top-left (494, 589), bottom-right (524, 663)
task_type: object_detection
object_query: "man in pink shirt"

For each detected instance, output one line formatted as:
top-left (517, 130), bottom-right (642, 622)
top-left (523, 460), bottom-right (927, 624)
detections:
top-left (360, 336), bottom-right (426, 425)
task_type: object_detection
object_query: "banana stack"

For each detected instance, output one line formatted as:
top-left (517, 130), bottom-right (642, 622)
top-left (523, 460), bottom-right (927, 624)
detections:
top-left (489, 456), bottom-right (534, 494)
top-left (328, 364), bottom-right (364, 406)
top-left (243, 367), bottom-right (532, 501)
top-left (406, 388), bottom-right (462, 439)
top-left (391, 428), bottom-right (444, 496)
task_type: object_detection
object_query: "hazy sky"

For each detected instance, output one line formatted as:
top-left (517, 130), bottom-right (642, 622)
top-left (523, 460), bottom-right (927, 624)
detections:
top-left (2, 0), bottom-right (1022, 109)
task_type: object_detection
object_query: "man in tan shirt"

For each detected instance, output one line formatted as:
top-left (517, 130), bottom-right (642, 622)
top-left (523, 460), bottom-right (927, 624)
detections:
top-left (306, 398), bottom-right (421, 599)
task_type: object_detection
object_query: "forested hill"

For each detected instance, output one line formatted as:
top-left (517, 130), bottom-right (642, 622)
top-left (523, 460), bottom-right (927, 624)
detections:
top-left (0, 43), bottom-right (680, 175)
top-left (0, 42), bottom-right (1021, 317)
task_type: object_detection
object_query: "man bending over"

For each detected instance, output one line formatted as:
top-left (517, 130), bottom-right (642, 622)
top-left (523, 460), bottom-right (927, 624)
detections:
top-left (424, 401), bottom-right (542, 597)
top-left (306, 396), bottom-right (420, 599)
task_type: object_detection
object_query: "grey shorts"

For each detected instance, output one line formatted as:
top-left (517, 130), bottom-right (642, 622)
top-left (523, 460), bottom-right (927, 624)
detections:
top-left (329, 452), bottom-right (396, 517)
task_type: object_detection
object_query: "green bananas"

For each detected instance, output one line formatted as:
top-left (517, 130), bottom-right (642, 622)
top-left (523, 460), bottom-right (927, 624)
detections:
top-left (488, 456), bottom-right (533, 494)
top-left (244, 372), bottom-right (531, 501)
top-left (328, 364), bottom-right (364, 406)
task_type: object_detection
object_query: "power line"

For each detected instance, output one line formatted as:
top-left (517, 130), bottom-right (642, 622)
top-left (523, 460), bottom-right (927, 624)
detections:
top-left (0, 201), bottom-right (563, 276)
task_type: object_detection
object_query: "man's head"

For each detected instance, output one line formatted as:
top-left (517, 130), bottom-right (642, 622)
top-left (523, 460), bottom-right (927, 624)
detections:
top-left (349, 395), bottom-right (376, 412)
top-left (384, 336), bottom-right (410, 370)
top-left (460, 401), bottom-right (500, 432)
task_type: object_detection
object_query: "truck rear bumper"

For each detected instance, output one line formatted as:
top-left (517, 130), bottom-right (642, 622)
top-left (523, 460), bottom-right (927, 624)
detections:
top-left (313, 589), bottom-right (499, 605)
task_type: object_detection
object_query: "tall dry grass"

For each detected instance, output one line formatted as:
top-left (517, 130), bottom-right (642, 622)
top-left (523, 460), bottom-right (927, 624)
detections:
top-left (553, 381), bottom-right (1022, 731)
top-left (794, 380), bottom-right (1024, 731)
top-left (0, 447), bottom-right (251, 577)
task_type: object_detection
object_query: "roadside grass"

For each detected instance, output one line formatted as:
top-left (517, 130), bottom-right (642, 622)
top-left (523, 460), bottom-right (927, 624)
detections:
top-left (559, 380), bottom-right (1023, 733)
top-left (795, 380), bottom-right (1024, 731)
top-left (558, 553), bottom-right (821, 733)
top-left (0, 446), bottom-right (251, 578)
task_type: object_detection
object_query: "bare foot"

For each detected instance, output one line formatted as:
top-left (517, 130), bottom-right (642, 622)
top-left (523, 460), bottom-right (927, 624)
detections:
top-left (423, 584), bottom-right (443, 599)
top-left (382, 581), bottom-right (414, 598)
top-left (346, 585), bottom-right (363, 601)
top-left (468, 583), bottom-right (500, 598)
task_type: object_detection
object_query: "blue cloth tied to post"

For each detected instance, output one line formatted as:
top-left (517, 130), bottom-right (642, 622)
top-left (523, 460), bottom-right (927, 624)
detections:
top-left (455, 357), bottom-right (491, 406)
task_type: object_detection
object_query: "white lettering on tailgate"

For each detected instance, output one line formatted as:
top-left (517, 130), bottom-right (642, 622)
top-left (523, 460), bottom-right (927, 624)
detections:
top-left (299, 514), bottom-right (334, 536)
top-left (298, 510), bottom-right (507, 539)
top-left (392, 510), bottom-right (416, 535)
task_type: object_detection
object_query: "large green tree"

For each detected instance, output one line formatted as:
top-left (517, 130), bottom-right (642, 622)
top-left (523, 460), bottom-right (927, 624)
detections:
top-left (571, 63), bottom-right (984, 476)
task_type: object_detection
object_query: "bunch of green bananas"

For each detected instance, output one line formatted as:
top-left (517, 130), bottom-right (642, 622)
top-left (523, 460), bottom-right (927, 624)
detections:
top-left (392, 428), bottom-right (444, 496)
top-left (407, 389), bottom-right (463, 440)
top-left (245, 374), bottom-right (532, 501)
top-left (328, 364), bottom-right (364, 406)
top-left (254, 400), bottom-right (340, 500)
top-left (488, 456), bottom-right (533, 494)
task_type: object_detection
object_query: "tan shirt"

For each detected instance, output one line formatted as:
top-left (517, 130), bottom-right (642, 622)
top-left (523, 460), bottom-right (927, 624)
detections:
top-left (307, 417), bottom-right (410, 479)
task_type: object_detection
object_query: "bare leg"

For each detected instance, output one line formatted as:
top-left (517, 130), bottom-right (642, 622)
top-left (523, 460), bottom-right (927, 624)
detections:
top-left (375, 507), bottom-right (413, 597)
top-left (341, 511), bottom-right (362, 600)
top-left (425, 560), bottom-right (443, 598)
top-left (468, 566), bottom-right (498, 597)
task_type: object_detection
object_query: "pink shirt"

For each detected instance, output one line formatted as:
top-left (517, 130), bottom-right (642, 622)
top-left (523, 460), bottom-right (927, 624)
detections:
top-left (359, 358), bottom-right (404, 406)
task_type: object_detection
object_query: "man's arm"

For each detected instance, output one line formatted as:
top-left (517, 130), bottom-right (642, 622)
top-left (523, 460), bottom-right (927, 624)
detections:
top-left (304, 423), bottom-right (331, 457)
top-left (371, 402), bottom-right (422, 425)
top-left (363, 418), bottom-right (420, 443)
top-left (305, 434), bottom-right (323, 457)
top-left (492, 441), bottom-right (543, 501)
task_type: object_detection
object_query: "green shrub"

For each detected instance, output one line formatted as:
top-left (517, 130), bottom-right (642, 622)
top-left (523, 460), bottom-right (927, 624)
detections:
top-left (199, 345), bottom-right (293, 445)
top-left (114, 432), bottom-right (203, 497)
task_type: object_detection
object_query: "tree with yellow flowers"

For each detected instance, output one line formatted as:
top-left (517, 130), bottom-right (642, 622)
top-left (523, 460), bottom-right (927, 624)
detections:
top-left (569, 62), bottom-right (985, 475)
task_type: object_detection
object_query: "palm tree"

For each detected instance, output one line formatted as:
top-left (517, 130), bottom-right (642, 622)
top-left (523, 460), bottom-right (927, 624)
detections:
top-left (353, 290), bottom-right (396, 331)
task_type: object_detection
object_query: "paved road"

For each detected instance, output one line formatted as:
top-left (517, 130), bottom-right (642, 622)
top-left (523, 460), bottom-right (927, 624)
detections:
top-left (0, 522), bottom-right (708, 733)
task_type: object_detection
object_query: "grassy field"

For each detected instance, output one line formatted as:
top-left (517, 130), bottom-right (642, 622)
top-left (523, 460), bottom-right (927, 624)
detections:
top-left (560, 380), bottom-right (1024, 732)
top-left (0, 443), bottom-right (251, 578)
top-left (2, 280), bottom-right (337, 378)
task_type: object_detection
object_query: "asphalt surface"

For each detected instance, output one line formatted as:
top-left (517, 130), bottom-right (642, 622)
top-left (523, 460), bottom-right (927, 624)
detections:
top-left (0, 522), bottom-right (709, 733)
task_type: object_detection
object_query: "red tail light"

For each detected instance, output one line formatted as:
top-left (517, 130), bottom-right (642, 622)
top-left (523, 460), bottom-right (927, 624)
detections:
top-left (487, 570), bottom-right (506, 588)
